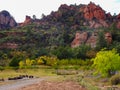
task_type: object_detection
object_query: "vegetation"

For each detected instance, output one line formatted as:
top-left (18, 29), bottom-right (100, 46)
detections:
top-left (0, 3), bottom-right (120, 89)
top-left (92, 49), bottom-right (120, 77)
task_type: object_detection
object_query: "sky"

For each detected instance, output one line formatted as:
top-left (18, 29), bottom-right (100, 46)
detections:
top-left (0, 0), bottom-right (120, 22)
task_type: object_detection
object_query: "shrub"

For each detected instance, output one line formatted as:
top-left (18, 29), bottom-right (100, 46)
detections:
top-left (72, 44), bottom-right (91, 59)
top-left (86, 50), bottom-right (97, 59)
top-left (9, 57), bottom-right (21, 67)
top-left (52, 46), bottom-right (73, 59)
top-left (19, 61), bottom-right (24, 69)
top-left (37, 56), bottom-right (58, 66)
top-left (25, 59), bottom-right (32, 66)
top-left (37, 58), bottom-right (44, 65)
top-left (110, 74), bottom-right (120, 85)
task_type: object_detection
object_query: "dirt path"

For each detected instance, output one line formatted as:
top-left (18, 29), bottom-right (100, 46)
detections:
top-left (0, 78), bottom-right (45, 90)
top-left (18, 80), bottom-right (86, 90)
top-left (0, 77), bottom-right (86, 90)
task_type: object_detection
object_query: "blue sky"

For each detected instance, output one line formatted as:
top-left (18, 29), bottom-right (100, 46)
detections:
top-left (0, 0), bottom-right (120, 22)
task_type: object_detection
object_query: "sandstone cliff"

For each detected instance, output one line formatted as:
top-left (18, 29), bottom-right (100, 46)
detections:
top-left (71, 31), bottom-right (112, 48)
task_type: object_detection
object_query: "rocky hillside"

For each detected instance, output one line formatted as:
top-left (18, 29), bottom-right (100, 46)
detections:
top-left (15, 2), bottom-right (120, 48)
top-left (0, 2), bottom-right (120, 51)
top-left (25, 1), bottom-right (119, 30)
top-left (0, 1), bottom-right (120, 62)
top-left (0, 10), bottom-right (17, 30)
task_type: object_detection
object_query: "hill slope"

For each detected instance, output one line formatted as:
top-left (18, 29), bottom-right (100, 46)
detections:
top-left (0, 2), bottom-right (120, 60)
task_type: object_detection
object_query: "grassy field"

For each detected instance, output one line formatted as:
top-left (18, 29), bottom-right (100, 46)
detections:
top-left (0, 66), bottom-right (120, 90)
top-left (0, 68), bottom-right (56, 79)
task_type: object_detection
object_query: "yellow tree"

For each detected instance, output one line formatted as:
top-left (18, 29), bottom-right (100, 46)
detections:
top-left (92, 49), bottom-right (120, 77)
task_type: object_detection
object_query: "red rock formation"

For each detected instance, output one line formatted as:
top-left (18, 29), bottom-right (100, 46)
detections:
top-left (86, 32), bottom-right (98, 48)
top-left (83, 2), bottom-right (106, 20)
top-left (71, 31), bottom-right (112, 48)
top-left (105, 32), bottom-right (112, 44)
top-left (71, 32), bottom-right (88, 48)
top-left (89, 20), bottom-right (109, 28)
top-left (59, 4), bottom-right (71, 11)
top-left (20, 16), bottom-right (32, 26)
top-left (0, 10), bottom-right (17, 29)
top-left (89, 20), bottom-right (102, 28)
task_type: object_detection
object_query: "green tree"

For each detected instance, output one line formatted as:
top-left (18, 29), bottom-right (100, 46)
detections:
top-left (73, 44), bottom-right (91, 59)
top-left (92, 49), bottom-right (120, 77)
top-left (52, 46), bottom-right (73, 59)
top-left (33, 15), bottom-right (36, 20)
top-left (9, 57), bottom-right (21, 67)
top-left (96, 32), bottom-right (107, 50)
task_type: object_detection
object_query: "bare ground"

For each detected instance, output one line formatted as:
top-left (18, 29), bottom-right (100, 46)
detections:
top-left (0, 78), bottom-right (45, 90)
top-left (19, 80), bottom-right (86, 90)
top-left (0, 76), bottom-right (86, 90)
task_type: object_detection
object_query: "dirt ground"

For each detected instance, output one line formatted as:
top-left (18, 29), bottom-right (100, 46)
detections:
top-left (19, 81), bottom-right (86, 90)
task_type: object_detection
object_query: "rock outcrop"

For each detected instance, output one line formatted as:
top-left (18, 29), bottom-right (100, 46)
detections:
top-left (105, 32), bottom-right (112, 44)
top-left (83, 2), bottom-right (109, 28)
top-left (86, 32), bottom-right (98, 48)
top-left (71, 31), bottom-right (112, 48)
top-left (83, 2), bottom-right (106, 20)
top-left (17, 2), bottom-right (119, 29)
top-left (71, 32), bottom-right (88, 48)
top-left (19, 16), bottom-right (32, 26)
top-left (0, 10), bottom-right (17, 29)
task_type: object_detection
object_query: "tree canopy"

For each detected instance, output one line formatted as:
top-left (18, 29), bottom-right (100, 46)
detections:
top-left (92, 49), bottom-right (120, 77)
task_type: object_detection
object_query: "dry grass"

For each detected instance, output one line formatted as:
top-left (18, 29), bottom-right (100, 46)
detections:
top-left (0, 68), bottom-right (56, 79)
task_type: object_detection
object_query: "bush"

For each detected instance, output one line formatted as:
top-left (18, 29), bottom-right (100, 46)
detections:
top-left (37, 56), bottom-right (58, 66)
top-left (52, 46), bottom-right (73, 59)
top-left (9, 57), bottom-right (21, 67)
top-left (57, 59), bottom-right (92, 66)
top-left (110, 74), bottom-right (120, 85)
top-left (72, 44), bottom-right (91, 59)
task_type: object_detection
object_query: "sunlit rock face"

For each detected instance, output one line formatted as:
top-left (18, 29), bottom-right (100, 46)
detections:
top-left (71, 31), bottom-right (112, 48)
top-left (71, 32), bottom-right (88, 48)
top-left (83, 2), bottom-right (106, 20)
